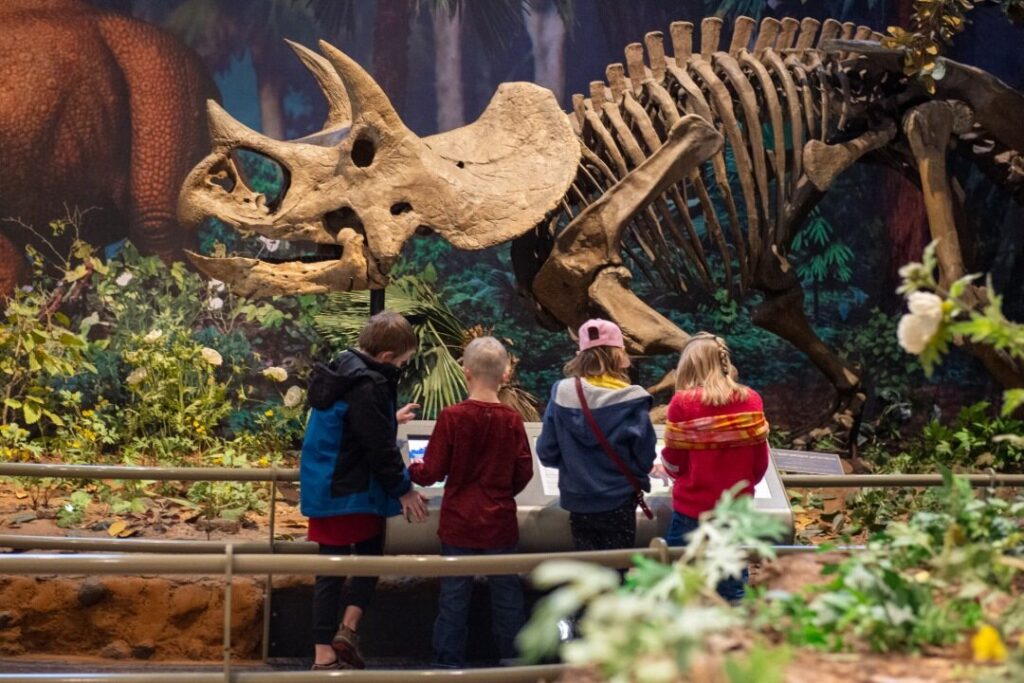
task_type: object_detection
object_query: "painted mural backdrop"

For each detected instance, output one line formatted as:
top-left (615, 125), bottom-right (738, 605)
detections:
top-left (2, 0), bottom-right (1023, 447)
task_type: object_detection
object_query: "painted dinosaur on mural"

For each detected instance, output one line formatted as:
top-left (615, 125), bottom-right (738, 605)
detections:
top-left (0, 0), bottom-right (217, 295)
top-left (178, 15), bottom-right (1024, 431)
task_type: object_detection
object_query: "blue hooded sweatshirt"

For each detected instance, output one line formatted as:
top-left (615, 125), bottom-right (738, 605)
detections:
top-left (536, 378), bottom-right (657, 513)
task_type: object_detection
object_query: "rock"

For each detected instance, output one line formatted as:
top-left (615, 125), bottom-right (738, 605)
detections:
top-left (100, 639), bottom-right (131, 659)
top-left (8, 512), bottom-right (37, 525)
top-left (89, 520), bottom-right (111, 531)
top-left (131, 641), bottom-right (156, 660)
top-left (196, 518), bottom-right (239, 533)
top-left (77, 578), bottom-right (109, 607)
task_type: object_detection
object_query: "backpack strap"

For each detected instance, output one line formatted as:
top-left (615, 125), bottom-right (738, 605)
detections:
top-left (574, 378), bottom-right (654, 520)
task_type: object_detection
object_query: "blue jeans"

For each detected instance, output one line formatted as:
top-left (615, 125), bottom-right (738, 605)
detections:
top-left (433, 544), bottom-right (525, 668)
top-left (666, 511), bottom-right (749, 603)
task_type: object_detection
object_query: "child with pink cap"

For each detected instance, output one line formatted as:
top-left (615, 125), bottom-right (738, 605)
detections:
top-left (536, 319), bottom-right (657, 550)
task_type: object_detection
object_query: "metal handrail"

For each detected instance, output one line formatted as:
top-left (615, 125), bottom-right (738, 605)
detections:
top-left (0, 668), bottom-right (567, 682)
top-left (0, 544), bottom-right (842, 577)
top-left (0, 535), bottom-right (318, 554)
top-left (5, 462), bottom-right (1023, 488)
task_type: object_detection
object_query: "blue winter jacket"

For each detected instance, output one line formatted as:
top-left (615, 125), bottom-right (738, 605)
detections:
top-left (299, 349), bottom-right (410, 518)
top-left (536, 378), bottom-right (657, 513)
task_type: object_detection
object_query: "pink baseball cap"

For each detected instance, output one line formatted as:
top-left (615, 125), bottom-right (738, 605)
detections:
top-left (578, 319), bottom-right (624, 352)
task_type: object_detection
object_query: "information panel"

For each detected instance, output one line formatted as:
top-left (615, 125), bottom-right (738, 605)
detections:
top-left (389, 420), bottom-right (792, 553)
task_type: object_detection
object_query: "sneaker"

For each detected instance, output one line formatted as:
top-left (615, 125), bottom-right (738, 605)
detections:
top-left (311, 657), bottom-right (352, 670)
top-left (331, 626), bottom-right (365, 669)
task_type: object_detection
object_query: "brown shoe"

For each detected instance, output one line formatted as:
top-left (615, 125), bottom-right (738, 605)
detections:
top-left (332, 626), bottom-right (365, 669)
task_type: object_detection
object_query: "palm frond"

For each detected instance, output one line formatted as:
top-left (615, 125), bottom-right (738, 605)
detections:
top-left (314, 277), bottom-right (467, 419)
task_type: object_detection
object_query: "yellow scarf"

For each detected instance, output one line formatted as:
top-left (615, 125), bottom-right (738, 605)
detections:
top-left (584, 374), bottom-right (630, 390)
top-left (665, 411), bottom-right (769, 450)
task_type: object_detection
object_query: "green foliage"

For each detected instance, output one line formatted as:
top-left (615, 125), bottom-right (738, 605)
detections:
top-left (314, 275), bottom-right (469, 418)
top-left (519, 489), bottom-right (786, 679)
top-left (758, 472), bottom-right (1024, 653)
top-left (896, 241), bottom-right (1024, 415)
top-left (1, 222), bottom-right (312, 520)
top-left (838, 308), bottom-right (923, 396)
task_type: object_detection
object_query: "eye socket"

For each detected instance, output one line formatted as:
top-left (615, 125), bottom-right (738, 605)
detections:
top-left (231, 148), bottom-right (289, 212)
top-left (351, 136), bottom-right (376, 167)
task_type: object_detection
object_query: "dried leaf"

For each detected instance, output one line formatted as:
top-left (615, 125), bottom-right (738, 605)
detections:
top-left (107, 520), bottom-right (128, 537)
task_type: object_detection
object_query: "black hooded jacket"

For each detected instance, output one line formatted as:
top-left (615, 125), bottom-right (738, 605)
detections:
top-left (307, 348), bottom-right (411, 500)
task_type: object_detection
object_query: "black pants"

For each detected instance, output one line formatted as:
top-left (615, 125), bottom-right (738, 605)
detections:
top-left (568, 498), bottom-right (637, 551)
top-left (311, 535), bottom-right (384, 645)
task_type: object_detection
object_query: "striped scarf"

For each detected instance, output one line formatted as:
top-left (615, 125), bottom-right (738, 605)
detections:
top-left (665, 411), bottom-right (769, 450)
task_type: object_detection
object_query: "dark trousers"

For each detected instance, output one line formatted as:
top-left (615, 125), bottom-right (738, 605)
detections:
top-left (568, 498), bottom-right (637, 551)
top-left (311, 535), bottom-right (384, 645)
top-left (666, 512), bottom-right (748, 602)
top-left (433, 544), bottom-right (525, 668)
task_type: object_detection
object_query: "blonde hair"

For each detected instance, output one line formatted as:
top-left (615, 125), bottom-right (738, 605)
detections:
top-left (675, 332), bottom-right (748, 406)
top-left (358, 311), bottom-right (418, 357)
top-left (462, 336), bottom-right (509, 385)
top-left (564, 346), bottom-right (630, 382)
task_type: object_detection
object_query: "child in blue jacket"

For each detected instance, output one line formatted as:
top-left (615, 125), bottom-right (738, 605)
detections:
top-left (536, 319), bottom-right (657, 551)
top-left (301, 311), bottom-right (428, 670)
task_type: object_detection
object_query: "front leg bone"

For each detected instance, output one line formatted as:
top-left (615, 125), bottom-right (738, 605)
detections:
top-left (532, 114), bottom-right (721, 349)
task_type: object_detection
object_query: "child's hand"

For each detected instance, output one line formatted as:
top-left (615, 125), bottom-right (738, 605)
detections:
top-left (400, 489), bottom-right (428, 523)
top-left (650, 462), bottom-right (674, 484)
top-left (396, 403), bottom-right (420, 424)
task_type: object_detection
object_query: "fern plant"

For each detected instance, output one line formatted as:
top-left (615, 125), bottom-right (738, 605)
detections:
top-left (313, 276), bottom-right (468, 419)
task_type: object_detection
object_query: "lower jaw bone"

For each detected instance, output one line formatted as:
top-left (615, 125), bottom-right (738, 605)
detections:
top-left (185, 250), bottom-right (371, 299)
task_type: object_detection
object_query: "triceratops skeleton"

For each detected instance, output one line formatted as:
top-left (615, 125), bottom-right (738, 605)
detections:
top-left (178, 15), bottom-right (1024, 429)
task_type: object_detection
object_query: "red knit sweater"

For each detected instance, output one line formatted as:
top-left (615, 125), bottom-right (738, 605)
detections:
top-left (409, 400), bottom-right (533, 548)
top-left (661, 388), bottom-right (770, 518)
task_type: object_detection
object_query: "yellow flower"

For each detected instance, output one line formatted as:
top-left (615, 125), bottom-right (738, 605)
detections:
top-left (972, 624), bottom-right (1007, 663)
top-left (82, 409), bottom-right (94, 418)
top-left (82, 429), bottom-right (96, 442)
top-left (265, 409), bottom-right (274, 417)
top-left (71, 440), bottom-right (81, 449)
top-left (913, 570), bottom-right (931, 583)
top-left (258, 456), bottom-right (270, 467)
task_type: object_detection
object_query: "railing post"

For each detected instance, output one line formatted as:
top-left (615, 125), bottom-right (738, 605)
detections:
top-left (261, 467), bottom-right (279, 662)
top-left (648, 536), bottom-right (670, 564)
top-left (223, 543), bottom-right (234, 682)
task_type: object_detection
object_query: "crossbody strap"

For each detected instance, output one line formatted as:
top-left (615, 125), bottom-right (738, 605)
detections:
top-left (574, 378), bottom-right (654, 519)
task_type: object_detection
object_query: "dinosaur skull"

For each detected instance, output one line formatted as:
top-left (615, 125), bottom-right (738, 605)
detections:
top-left (178, 40), bottom-right (581, 298)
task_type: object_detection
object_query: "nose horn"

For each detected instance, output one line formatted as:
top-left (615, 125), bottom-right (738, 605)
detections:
top-left (206, 100), bottom-right (274, 149)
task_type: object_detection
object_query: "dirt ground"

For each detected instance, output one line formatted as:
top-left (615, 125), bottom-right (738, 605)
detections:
top-left (0, 476), bottom-right (1006, 679)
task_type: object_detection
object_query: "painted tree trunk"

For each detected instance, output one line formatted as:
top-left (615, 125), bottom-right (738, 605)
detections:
top-left (525, 0), bottom-right (567, 105)
top-left (433, 7), bottom-right (464, 131)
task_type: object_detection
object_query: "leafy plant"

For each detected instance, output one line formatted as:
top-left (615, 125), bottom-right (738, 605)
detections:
top-left (791, 209), bottom-right (855, 320)
top-left (519, 488), bottom-right (785, 679)
top-left (758, 471), bottom-right (1024, 653)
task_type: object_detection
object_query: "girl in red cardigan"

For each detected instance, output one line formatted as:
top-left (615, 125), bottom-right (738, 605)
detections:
top-left (660, 332), bottom-right (769, 601)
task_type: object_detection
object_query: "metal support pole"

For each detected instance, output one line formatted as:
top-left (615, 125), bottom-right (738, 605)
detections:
top-left (223, 544), bottom-right (234, 682)
top-left (369, 289), bottom-right (385, 315)
top-left (261, 470), bottom-right (279, 662)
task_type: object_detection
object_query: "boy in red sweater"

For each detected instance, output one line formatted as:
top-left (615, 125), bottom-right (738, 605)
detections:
top-left (409, 336), bottom-right (533, 667)
top-left (661, 332), bottom-right (769, 602)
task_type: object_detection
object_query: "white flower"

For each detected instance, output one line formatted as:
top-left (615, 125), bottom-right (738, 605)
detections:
top-left (208, 297), bottom-right (224, 311)
top-left (20, 285), bottom-right (33, 293)
top-left (126, 368), bottom-right (147, 386)
top-left (283, 386), bottom-right (304, 408)
top-left (207, 278), bottom-right (225, 293)
top-left (897, 292), bottom-right (944, 355)
top-left (200, 347), bottom-right (223, 366)
top-left (258, 236), bottom-right (280, 253)
top-left (115, 271), bottom-right (134, 287)
top-left (143, 329), bottom-right (162, 344)
top-left (262, 366), bottom-right (288, 382)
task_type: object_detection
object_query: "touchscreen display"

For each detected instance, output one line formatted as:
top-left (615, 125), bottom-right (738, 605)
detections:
top-left (406, 437), bottom-right (445, 488)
